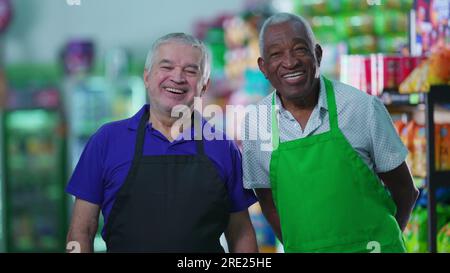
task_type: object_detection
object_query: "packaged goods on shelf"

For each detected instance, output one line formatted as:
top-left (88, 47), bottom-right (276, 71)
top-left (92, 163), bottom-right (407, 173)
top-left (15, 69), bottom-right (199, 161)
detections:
top-left (399, 47), bottom-right (450, 93)
top-left (395, 119), bottom-right (450, 175)
top-left (412, 123), bottom-right (427, 178)
top-left (404, 205), bottom-right (450, 253)
top-left (340, 54), bottom-right (426, 95)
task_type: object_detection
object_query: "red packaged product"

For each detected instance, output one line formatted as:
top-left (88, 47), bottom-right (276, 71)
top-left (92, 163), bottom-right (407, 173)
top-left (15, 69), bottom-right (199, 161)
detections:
top-left (382, 56), bottom-right (400, 90)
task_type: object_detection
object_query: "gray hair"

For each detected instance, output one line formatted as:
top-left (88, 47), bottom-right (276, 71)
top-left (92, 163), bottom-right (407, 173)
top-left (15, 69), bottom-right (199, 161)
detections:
top-left (144, 33), bottom-right (211, 84)
top-left (259, 13), bottom-right (317, 56)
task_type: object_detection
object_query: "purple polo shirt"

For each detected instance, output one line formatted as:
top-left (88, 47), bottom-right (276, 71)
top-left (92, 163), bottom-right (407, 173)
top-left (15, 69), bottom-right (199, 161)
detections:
top-left (66, 105), bottom-right (257, 236)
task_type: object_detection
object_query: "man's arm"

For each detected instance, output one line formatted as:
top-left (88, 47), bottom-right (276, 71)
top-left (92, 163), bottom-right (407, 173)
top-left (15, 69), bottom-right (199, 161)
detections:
top-left (224, 210), bottom-right (258, 253)
top-left (254, 189), bottom-right (282, 243)
top-left (66, 198), bottom-right (101, 253)
top-left (378, 161), bottom-right (419, 232)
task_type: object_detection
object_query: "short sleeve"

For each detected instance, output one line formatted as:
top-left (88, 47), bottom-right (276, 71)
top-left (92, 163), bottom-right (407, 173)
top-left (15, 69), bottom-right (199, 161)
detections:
top-left (369, 96), bottom-right (408, 173)
top-left (226, 140), bottom-right (258, 212)
top-left (65, 129), bottom-right (106, 205)
top-left (241, 112), bottom-right (272, 189)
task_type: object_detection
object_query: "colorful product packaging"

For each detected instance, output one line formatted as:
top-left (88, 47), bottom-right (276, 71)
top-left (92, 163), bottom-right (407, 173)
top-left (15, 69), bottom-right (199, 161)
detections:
top-left (440, 124), bottom-right (450, 170)
top-left (413, 124), bottom-right (427, 178)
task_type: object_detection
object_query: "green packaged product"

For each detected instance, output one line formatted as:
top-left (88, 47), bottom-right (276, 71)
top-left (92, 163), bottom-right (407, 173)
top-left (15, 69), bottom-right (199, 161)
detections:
top-left (295, 0), bottom-right (341, 16)
top-left (375, 11), bottom-right (408, 35)
top-left (403, 205), bottom-right (450, 252)
top-left (417, 205), bottom-right (450, 252)
top-left (385, 0), bottom-right (414, 11)
top-left (310, 16), bottom-right (336, 33)
top-left (339, 14), bottom-right (375, 37)
top-left (342, 0), bottom-right (373, 12)
top-left (377, 34), bottom-right (408, 53)
top-left (314, 30), bottom-right (341, 44)
top-left (437, 223), bottom-right (450, 253)
top-left (347, 35), bottom-right (377, 54)
top-left (403, 209), bottom-right (421, 252)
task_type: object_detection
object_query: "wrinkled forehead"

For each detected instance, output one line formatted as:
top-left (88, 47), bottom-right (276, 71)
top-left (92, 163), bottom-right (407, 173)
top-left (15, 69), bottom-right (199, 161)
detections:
top-left (265, 21), bottom-right (314, 47)
top-left (154, 41), bottom-right (203, 64)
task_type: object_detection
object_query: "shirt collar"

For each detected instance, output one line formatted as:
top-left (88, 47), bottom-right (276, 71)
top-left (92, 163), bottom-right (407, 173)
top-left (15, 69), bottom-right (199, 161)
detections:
top-left (127, 104), bottom-right (150, 131)
top-left (275, 75), bottom-right (328, 117)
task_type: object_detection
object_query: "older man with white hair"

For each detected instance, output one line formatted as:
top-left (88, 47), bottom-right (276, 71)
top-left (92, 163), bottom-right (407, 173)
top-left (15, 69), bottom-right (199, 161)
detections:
top-left (66, 33), bottom-right (258, 253)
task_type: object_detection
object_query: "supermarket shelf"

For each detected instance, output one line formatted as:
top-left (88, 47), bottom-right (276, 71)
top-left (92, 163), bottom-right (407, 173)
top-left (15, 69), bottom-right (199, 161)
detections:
top-left (427, 85), bottom-right (450, 102)
top-left (381, 91), bottom-right (425, 106)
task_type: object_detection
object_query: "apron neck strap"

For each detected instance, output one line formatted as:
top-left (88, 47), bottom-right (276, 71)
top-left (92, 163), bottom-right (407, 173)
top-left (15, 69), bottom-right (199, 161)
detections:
top-left (323, 77), bottom-right (339, 132)
top-left (135, 108), bottom-right (150, 157)
top-left (193, 110), bottom-right (205, 155)
top-left (271, 76), bottom-right (338, 150)
top-left (271, 92), bottom-right (280, 151)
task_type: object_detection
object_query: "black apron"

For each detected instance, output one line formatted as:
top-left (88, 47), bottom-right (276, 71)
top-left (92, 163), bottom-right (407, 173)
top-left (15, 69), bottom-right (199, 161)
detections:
top-left (104, 109), bottom-right (230, 252)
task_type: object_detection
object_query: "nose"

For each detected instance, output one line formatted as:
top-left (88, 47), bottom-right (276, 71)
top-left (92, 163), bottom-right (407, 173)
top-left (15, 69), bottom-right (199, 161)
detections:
top-left (282, 51), bottom-right (300, 69)
top-left (171, 67), bottom-right (187, 84)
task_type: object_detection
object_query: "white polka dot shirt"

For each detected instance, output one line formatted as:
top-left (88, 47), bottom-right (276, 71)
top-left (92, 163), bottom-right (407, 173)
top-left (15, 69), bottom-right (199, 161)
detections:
top-left (242, 76), bottom-right (408, 189)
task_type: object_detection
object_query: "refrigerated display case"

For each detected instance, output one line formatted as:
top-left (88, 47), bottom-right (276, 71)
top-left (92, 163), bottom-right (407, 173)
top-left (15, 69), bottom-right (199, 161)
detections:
top-left (1, 107), bottom-right (68, 252)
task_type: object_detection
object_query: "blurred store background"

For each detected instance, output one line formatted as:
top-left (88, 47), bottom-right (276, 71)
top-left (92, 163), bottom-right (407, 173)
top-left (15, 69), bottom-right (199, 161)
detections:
top-left (0, 0), bottom-right (449, 253)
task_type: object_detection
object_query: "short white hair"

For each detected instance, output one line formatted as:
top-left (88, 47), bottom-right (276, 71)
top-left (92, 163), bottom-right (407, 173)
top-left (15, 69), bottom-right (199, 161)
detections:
top-left (259, 13), bottom-right (317, 56)
top-left (144, 33), bottom-right (211, 84)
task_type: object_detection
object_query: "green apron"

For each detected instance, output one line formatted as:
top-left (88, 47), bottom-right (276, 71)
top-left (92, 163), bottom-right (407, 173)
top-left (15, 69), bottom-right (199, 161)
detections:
top-left (269, 77), bottom-right (406, 253)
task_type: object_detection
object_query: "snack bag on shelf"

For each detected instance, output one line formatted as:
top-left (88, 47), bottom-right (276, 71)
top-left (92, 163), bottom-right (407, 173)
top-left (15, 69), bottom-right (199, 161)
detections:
top-left (249, 204), bottom-right (277, 253)
top-left (401, 121), bottom-right (416, 172)
top-left (403, 208), bottom-right (420, 252)
top-left (399, 61), bottom-right (430, 93)
top-left (397, 57), bottom-right (425, 87)
top-left (416, 207), bottom-right (429, 252)
top-left (429, 46), bottom-right (450, 85)
top-left (399, 47), bottom-right (450, 93)
top-left (413, 124), bottom-right (427, 178)
top-left (394, 119), bottom-right (406, 136)
top-left (417, 205), bottom-right (450, 252)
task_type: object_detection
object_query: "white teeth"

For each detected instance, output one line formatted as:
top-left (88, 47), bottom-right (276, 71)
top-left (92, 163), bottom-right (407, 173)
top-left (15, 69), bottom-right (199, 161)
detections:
top-left (166, 87), bottom-right (185, 94)
top-left (283, 72), bottom-right (304, 78)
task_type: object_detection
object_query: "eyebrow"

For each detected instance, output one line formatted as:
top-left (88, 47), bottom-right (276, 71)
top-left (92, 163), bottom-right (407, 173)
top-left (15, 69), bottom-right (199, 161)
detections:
top-left (158, 59), bottom-right (173, 66)
top-left (292, 38), bottom-right (311, 47)
top-left (158, 59), bottom-right (200, 70)
top-left (185, 64), bottom-right (200, 70)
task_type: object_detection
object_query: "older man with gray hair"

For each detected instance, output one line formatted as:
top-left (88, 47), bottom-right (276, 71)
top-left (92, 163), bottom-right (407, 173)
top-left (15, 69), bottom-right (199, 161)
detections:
top-left (242, 13), bottom-right (419, 253)
top-left (66, 33), bottom-right (258, 253)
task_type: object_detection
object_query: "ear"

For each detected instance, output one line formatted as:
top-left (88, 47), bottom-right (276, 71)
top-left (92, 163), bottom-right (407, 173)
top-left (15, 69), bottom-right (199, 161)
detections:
top-left (257, 57), bottom-right (268, 79)
top-left (315, 44), bottom-right (323, 67)
top-left (200, 78), bottom-right (210, 97)
top-left (143, 69), bottom-right (150, 89)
